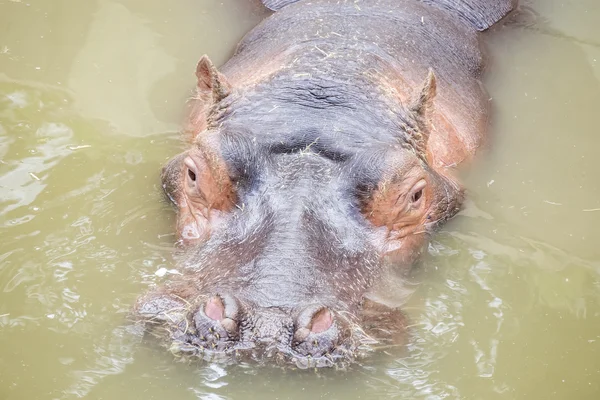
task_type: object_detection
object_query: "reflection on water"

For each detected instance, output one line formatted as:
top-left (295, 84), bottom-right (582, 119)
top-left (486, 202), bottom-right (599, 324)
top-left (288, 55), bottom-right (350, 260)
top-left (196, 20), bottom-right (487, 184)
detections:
top-left (0, 0), bottom-right (599, 399)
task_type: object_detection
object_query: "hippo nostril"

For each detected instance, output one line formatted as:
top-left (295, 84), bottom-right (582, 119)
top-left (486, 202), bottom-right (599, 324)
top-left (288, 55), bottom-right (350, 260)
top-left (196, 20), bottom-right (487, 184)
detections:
top-left (199, 293), bottom-right (241, 336)
top-left (292, 306), bottom-right (340, 362)
top-left (205, 296), bottom-right (225, 321)
top-left (310, 308), bottom-right (333, 334)
top-left (294, 305), bottom-right (335, 341)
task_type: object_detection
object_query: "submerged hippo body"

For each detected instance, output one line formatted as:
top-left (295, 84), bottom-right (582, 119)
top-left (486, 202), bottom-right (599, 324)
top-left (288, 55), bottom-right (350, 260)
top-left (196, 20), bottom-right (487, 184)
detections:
top-left (136, 0), bottom-right (515, 367)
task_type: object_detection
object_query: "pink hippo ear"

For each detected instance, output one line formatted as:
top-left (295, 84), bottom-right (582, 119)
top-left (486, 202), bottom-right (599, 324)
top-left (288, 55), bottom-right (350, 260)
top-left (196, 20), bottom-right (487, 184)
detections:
top-left (195, 55), bottom-right (231, 103)
top-left (408, 69), bottom-right (437, 155)
top-left (185, 55), bottom-right (232, 139)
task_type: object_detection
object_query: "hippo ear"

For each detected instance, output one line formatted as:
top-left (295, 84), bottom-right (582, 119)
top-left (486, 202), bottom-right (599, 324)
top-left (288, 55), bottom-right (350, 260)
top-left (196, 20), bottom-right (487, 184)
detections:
top-left (196, 55), bottom-right (231, 104)
top-left (186, 56), bottom-right (232, 139)
top-left (408, 69), bottom-right (437, 152)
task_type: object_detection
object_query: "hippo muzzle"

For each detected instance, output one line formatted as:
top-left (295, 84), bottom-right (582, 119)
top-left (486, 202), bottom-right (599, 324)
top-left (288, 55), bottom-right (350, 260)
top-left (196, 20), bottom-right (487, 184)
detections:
top-left (138, 290), bottom-right (360, 368)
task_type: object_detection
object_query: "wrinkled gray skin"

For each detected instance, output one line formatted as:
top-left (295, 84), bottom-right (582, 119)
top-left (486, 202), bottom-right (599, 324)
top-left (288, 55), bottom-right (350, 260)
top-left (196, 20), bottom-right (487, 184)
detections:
top-left (135, 0), bottom-right (516, 368)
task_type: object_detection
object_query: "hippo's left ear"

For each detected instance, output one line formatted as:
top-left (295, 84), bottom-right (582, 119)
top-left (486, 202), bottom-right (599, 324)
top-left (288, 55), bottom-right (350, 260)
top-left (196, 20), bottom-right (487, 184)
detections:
top-left (196, 55), bottom-right (231, 104)
top-left (408, 69), bottom-right (437, 154)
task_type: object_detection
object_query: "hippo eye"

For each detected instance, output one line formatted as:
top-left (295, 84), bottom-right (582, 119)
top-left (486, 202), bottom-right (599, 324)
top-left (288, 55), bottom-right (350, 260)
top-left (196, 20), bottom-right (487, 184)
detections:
top-left (412, 189), bottom-right (423, 203)
top-left (188, 168), bottom-right (197, 182)
top-left (184, 157), bottom-right (199, 187)
top-left (409, 179), bottom-right (427, 207)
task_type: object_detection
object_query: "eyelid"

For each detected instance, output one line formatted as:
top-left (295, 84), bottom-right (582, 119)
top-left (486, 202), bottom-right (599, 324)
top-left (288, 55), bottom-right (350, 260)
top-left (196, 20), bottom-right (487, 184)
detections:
top-left (410, 179), bottom-right (427, 206)
top-left (183, 156), bottom-right (203, 197)
top-left (392, 179), bottom-right (427, 208)
top-left (184, 156), bottom-right (198, 175)
top-left (411, 179), bottom-right (427, 195)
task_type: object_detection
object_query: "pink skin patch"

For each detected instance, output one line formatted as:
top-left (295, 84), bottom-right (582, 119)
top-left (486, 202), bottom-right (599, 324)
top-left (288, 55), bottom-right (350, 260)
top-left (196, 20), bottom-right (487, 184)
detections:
top-left (205, 297), bottom-right (225, 321)
top-left (310, 308), bottom-right (333, 334)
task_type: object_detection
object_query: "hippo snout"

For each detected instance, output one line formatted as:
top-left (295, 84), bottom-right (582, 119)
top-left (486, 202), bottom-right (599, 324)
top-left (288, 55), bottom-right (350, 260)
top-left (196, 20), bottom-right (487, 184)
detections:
top-left (137, 292), bottom-right (352, 368)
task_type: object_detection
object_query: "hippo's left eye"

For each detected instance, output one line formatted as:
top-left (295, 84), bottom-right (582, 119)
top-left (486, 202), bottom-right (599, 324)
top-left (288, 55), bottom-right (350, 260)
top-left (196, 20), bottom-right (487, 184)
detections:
top-left (412, 189), bottom-right (423, 203)
top-left (409, 179), bottom-right (427, 208)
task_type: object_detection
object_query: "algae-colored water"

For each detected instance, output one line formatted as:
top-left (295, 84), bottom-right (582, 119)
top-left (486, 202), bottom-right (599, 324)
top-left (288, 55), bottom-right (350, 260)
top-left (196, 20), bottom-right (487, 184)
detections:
top-left (1, 1), bottom-right (599, 399)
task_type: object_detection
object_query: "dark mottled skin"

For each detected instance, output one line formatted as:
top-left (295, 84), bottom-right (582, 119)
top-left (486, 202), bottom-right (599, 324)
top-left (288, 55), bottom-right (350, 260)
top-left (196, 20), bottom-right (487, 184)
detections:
top-left (135, 0), bottom-right (515, 368)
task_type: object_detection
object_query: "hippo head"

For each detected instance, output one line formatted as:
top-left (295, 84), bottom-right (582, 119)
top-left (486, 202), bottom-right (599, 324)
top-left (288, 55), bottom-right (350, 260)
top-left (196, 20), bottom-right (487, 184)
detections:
top-left (136, 56), bottom-right (463, 368)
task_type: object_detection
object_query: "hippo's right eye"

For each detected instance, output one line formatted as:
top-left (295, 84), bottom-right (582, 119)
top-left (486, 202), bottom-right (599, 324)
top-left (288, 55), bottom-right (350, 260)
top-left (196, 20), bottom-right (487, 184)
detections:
top-left (180, 151), bottom-right (236, 215)
top-left (187, 168), bottom-right (196, 182)
top-left (184, 157), bottom-right (199, 188)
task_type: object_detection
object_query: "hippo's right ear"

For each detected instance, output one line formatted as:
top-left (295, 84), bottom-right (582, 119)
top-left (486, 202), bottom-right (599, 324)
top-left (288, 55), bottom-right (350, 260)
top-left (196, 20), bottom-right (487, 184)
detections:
top-left (186, 56), bottom-right (232, 139)
top-left (196, 55), bottom-right (231, 104)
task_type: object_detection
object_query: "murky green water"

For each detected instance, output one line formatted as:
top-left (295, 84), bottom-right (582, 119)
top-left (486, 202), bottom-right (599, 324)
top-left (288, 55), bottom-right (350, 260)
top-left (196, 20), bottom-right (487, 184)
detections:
top-left (1, 0), bottom-right (599, 399)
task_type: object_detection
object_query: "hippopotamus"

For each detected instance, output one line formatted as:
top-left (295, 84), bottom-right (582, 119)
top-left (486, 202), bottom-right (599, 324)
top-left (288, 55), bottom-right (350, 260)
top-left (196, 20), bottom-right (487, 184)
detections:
top-left (135, 0), bottom-right (516, 368)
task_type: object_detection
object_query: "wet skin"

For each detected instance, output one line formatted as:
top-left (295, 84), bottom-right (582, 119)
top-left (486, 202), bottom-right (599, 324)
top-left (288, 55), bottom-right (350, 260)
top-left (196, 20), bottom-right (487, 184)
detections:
top-left (135, 0), bottom-right (515, 368)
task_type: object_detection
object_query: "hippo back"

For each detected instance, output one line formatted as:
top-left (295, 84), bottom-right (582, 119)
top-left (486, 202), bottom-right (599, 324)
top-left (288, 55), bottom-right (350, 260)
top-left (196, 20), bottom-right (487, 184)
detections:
top-left (223, 0), bottom-right (516, 167)
top-left (262, 0), bottom-right (515, 31)
top-left (419, 0), bottom-right (516, 31)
